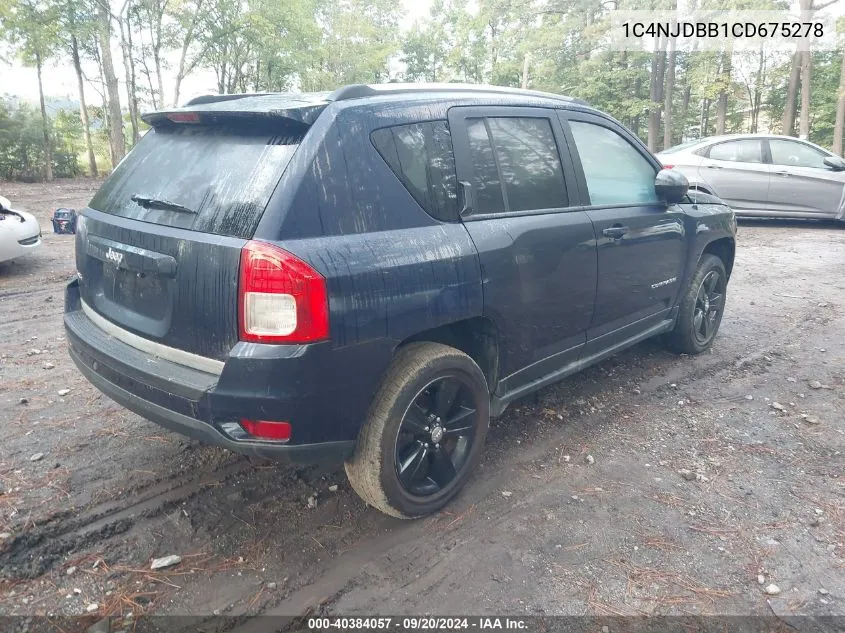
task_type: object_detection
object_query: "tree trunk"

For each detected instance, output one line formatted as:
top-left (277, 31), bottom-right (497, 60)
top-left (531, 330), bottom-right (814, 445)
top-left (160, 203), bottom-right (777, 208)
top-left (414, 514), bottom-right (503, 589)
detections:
top-left (663, 36), bottom-right (676, 150)
top-left (521, 52), bottom-right (530, 89)
top-left (155, 46), bottom-right (165, 107)
top-left (71, 35), bottom-right (98, 177)
top-left (833, 48), bottom-right (845, 156)
top-left (798, 48), bottom-right (812, 139)
top-left (679, 83), bottom-right (691, 141)
top-left (701, 98), bottom-right (711, 137)
top-left (98, 2), bottom-right (126, 167)
top-left (715, 52), bottom-right (731, 135)
top-left (35, 51), bottom-right (53, 181)
top-left (750, 49), bottom-right (765, 134)
top-left (782, 49), bottom-right (801, 136)
top-left (118, 4), bottom-right (140, 143)
top-left (632, 75), bottom-right (642, 137)
top-left (647, 38), bottom-right (664, 151)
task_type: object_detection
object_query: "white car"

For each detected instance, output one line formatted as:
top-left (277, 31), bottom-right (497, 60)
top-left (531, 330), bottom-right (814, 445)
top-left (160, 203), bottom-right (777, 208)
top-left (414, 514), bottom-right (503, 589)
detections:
top-left (0, 194), bottom-right (42, 264)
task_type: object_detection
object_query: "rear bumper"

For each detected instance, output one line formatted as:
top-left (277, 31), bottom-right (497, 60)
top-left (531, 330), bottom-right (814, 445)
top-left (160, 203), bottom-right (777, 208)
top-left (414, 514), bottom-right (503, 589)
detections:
top-left (68, 343), bottom-right (353, 462)
top-left (64, 278), bottom-right (372, 463)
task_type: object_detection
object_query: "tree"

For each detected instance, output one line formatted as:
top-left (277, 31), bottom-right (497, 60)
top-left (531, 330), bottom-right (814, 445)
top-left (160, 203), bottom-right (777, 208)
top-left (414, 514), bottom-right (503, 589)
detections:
top-left (117, 0), bottom-right (141, 142)
top-left (71, 34), bottom-right (97, 175)
top-left (663, 34), bottom-right (676, 149)
top-left (714, 51), bottom-right (732, 135)
top-left (96, 0), bottom-right (125, 166)
top-left (834, 47), bottom-right (845, 156)
top-left (172, 0), bottom-right (206, 105)
top-left (60, 0), bottom-right (99, 176)
top-left (0, 0), bottom-right (60, 180)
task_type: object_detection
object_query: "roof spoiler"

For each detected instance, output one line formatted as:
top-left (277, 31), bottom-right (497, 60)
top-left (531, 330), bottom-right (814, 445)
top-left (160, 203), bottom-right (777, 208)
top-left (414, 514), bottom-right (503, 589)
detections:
top-left (142, 92), bottom-right (329, 128)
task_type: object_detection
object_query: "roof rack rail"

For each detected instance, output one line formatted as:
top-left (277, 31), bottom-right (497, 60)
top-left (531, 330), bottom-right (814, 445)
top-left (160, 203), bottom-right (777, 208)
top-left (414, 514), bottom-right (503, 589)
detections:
top-left (326, 83), bottom-right (588, 106)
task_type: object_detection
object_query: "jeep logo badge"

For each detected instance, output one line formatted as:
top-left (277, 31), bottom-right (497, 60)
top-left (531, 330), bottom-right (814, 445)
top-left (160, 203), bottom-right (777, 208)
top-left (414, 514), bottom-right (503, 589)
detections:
top-left (105, 247), bottom-right (124, 266)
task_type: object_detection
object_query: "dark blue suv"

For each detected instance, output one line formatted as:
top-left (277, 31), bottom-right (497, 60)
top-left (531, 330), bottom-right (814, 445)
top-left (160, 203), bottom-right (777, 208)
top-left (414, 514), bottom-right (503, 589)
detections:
top-left (65, 84), bottom-right (736, 518)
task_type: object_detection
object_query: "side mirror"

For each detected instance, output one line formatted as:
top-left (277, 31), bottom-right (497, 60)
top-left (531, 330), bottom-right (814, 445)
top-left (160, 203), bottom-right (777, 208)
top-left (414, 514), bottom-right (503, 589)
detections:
top-left (654, 168), bottom-right (689, 205)
top-left (823, 156), bottom-right (845, 171)
top-left (0, 194), bottom-right (11, 212)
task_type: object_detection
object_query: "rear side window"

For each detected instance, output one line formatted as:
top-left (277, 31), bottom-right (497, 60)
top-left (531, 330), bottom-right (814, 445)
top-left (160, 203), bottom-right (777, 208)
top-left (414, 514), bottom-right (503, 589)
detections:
top-left (464, 117), bottom-right (568, 214)
top-left (371, 121), bottom-right (459, 221)
top-left (708, 139), bottom-right (764, 163)
top-left (89, 124), bottom-right (302, 239)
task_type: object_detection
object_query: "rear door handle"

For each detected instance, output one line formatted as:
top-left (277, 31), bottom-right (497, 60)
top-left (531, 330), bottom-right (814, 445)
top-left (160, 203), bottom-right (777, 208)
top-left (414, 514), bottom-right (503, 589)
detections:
top-left (774, 170), bottom-right (791, 177)
top-left (602, 225), bottom-right (629, 239)
top-left (704, 164), bottom-right (723, 169)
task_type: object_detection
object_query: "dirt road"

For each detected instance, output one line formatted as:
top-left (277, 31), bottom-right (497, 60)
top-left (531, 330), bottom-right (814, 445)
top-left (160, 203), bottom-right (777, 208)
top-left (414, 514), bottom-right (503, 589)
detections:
top-left (1, 180), bottom-right (843, 628)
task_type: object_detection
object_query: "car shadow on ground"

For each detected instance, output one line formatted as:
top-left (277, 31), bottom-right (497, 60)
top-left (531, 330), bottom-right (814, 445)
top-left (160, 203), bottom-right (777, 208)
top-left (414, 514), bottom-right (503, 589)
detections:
top-left (0, 255), bottom-right (46, 280)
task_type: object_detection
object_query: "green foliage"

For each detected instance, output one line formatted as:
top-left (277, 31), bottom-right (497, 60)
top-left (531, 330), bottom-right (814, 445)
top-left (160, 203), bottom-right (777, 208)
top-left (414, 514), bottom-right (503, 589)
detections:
top-left (2, 0), bottom-right (844, 181)
top-left (0, 99), bottom-right (79, 180)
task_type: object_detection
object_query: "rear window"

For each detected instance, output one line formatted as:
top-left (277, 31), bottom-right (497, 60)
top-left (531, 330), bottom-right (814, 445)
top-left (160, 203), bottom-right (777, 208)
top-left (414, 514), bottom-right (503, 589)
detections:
top-left (89, 124), bottom-right (302, 239)
top-left (371, 121), bottom-right (459, 222)
top-left (660, 139), bottom-right (702, 154)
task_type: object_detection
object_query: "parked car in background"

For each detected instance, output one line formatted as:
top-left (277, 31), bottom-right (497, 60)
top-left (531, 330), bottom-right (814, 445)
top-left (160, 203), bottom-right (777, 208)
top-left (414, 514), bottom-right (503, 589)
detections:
top-left (52, 208), bottom-right (78, 234)
top-left (0, 194), bottom-right (42, 264)
top-left (658, 134), bottom-right (845, 221)
top-left (65, 83), bottom-right (737, 518)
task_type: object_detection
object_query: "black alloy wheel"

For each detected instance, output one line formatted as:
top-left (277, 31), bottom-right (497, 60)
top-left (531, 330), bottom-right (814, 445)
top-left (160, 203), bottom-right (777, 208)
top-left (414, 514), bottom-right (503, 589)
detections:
top-left (394, 375), bottom-right (479, 497)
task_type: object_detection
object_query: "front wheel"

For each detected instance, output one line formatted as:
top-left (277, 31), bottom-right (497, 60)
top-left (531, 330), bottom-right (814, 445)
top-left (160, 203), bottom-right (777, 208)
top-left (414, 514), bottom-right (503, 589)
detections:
top-left (345, 342), bottom-right (490, 518)
top-left (665, 254), bottom-right (728, 354)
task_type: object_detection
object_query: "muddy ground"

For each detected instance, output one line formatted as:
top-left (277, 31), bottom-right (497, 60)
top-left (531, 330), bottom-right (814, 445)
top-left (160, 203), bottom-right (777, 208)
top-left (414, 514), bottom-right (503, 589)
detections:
top-left (0, 179), bottom-right (843, 629)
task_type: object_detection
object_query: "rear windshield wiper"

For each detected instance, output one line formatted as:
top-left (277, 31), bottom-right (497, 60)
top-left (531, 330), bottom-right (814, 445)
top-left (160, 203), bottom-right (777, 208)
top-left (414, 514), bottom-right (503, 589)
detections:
top-left (131, 193), bottom-right (196, 215)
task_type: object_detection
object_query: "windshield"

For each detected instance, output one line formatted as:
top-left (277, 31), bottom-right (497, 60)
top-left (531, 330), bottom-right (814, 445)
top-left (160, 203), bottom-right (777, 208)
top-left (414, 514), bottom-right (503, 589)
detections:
top-left (89, 124), bottom-right (302, 239)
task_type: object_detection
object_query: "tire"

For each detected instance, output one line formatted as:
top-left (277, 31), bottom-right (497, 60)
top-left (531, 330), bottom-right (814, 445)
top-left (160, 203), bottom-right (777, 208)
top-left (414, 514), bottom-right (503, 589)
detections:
top-left (345, 342), bottom-right (490, 519)
top-left (665, 254), bottom-right (728, 355)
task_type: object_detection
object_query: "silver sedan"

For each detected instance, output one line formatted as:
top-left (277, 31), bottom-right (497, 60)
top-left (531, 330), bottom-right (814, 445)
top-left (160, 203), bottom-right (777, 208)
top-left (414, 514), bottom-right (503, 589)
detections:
top-left (657, 134), bottom-right (845, 221)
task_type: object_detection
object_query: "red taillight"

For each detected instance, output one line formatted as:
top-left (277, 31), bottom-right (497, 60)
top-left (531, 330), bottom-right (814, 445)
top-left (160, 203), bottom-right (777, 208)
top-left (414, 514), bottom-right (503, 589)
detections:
top-left (167, 112), bottom-right (200, 123)
top-left (240, 419), bottom-right (292, 441)
top-left (238, 240), bottom-right (329, 344)
top-left (662, 164), bottom-right (675, 170)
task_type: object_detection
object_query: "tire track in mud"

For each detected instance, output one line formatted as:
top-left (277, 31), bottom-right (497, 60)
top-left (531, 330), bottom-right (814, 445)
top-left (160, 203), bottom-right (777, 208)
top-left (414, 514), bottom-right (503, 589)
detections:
top-left (0, 457), bottom-right (260, 579)
top-left (220, 306), bottom-right (831, 626)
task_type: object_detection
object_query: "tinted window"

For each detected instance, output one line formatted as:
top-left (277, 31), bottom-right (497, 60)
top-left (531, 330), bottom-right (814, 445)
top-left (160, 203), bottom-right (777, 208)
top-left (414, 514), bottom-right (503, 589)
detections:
top-left (371, 121), bottom-right (459, 221)
top-left (708, 139), bottom-right (764, 163)
top-left (569, 121), bottom-right (658, 205)
top-left (487, 117), bottom-right (567, 211)
top-left (89, 125), bottom-right (301, 239)
top-left (466, 118), bottom-right (506, 214)
top-left (769, 139), bottom-right (828, 169)
top-left (464, 117), bottom-right (567, 214)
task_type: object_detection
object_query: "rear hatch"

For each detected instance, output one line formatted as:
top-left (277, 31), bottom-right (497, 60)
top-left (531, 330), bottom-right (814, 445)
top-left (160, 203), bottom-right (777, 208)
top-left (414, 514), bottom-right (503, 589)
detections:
top-left (76, 95), bottom-right (325, 360)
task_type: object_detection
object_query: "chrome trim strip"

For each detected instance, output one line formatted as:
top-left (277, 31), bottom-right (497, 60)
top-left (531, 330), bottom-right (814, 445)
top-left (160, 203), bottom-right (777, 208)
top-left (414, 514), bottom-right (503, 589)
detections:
top-left (81, 300), bottom-right (225, 375)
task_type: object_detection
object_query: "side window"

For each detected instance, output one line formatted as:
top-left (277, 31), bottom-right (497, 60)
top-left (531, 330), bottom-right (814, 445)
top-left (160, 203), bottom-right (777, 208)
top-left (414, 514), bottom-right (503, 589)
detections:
top-left (568, 120), bottom-right (658, 205)
top-left (487, 118), bottom-right (568, 211)
top-left (466, 118), bottom-right (506, 214)
top-left (371, 121), bottom-right (459, 221)
top-left (463, 116), bottom-right (567, 214)
top-left (708, 140), bottom-right (764, 163)
top-left (769, 139), bottom-right (828, 169)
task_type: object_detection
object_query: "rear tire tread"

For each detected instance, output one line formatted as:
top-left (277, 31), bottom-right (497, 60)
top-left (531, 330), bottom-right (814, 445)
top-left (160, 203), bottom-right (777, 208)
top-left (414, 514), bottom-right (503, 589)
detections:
top-left (345, 342), bottom-right (488, 519)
